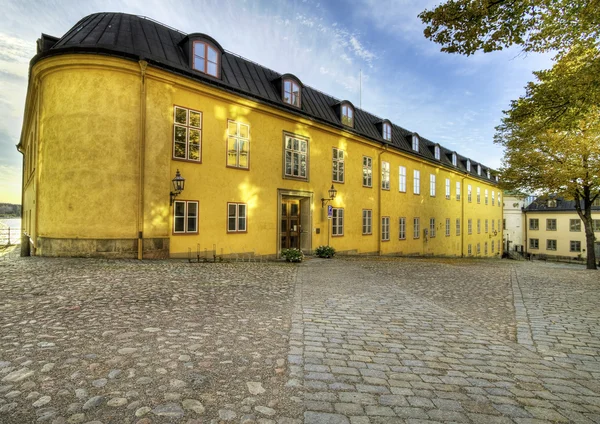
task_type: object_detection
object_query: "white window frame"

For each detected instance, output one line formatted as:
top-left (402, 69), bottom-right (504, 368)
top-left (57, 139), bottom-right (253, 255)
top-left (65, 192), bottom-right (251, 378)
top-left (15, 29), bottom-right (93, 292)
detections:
top-left (434, 145), bottom-right (440, 160)
top-left (570, 240), bottom-right (581, 252)
top-left (332, 147), bottom-right (345, 183)
top-left (468, 244), bottom-right (472, 255)
top-left (467, 185), bottom-right (472, 202)
top-left (399, 166), bottom-right (406, 192)
top-left (413, 217), bottom-right (420, 239)
top-left (547, 239), bottom-right (557, 251)
top-left (227, 203), bottom-right (247, 233)
top-left (492, 191), bottom-right (495, 206)
top-left (173, 200), bottom-right (199, 234)
top-left (477, 164), bottom-right (482, 175)
top-left (456, 181), bottom-right (461, 201)
top-left (445, 218), bottom-right (450, 237)
top-left (468, 219), bottom-right (472, 235)
top-left (362, 209), bottom-right (372, 235)
top-left (283, 79), bottom-right (301, 107)
top-left (381, 217), bottom-right (390, 241)
top-left (341, 104), bottom-right (354, 127)
top-left (445, 178), bottom-right (450, 200)
top-left (429, 218), bottom-right (436, 237)
top-left (412, 134), bottom-right (419, 152)
top-left (456, 218), bottom-right (461, 236)
top-left (530, 238), bottom-right (539, 249)
top-left (284, 134), bottom-right (308, 180)
top-left (485, 219), bottom-right (488, 233)
top-left (413, 170), bottom-right (420, 194)
top-left (363, 156), bottom-right (372, 187)
top-left (227, 120), bottom-right (250, 169)
top-left (485, 189), bottom-right (489, 205)
top-left (466, 159), bottom-right (471, 172)
top-left (173, 106), bottom-right (202, 162)
top-left (570, 219), bottom-right (581, 232)
top-left (399, 217), bottom-right (406, 240)
top-left (332, 208), bottom-right (344, 236)
top-left (452, 152), bottom-right (457, 166)
top-left (382, 161), bottom-right (390, 190)
top-left (477, 219), bottom-right (481, 234)
top-left (430, 174), bottom-right (436, 197)
top-left (382, 122), bottom-right (392, 141)
top-left (476, 187), bottom-right (481, 203)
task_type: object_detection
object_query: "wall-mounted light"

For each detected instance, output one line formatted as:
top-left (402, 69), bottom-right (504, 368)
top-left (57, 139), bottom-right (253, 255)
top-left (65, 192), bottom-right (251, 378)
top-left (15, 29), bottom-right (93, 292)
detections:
top-left (170, 169), bottom-right (185, 205)
top-left (321, 184), bottom-right (337, 207)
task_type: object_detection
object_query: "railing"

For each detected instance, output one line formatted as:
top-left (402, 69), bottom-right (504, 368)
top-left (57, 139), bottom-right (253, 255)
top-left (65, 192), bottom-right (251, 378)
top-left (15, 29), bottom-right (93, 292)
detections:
top-left (0, 224), bottom-right (21, 246)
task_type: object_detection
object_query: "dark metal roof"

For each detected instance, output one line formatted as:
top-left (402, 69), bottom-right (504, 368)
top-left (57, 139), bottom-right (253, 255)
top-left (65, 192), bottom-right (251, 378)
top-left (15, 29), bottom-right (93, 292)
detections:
top-left (33, 12), bottom-right (498, 184)
top-left (525, 196), bottom-right (600, 212)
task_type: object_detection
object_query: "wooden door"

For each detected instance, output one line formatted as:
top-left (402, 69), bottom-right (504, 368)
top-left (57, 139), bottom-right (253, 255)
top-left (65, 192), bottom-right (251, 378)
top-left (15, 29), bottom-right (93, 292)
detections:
top-left (281, 199), bottom-right (301, 249)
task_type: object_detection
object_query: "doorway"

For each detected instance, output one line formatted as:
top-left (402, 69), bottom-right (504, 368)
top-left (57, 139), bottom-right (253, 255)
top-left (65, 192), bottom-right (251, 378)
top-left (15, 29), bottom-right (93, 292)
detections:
top-left (281, 199), bottom-right (301, 249)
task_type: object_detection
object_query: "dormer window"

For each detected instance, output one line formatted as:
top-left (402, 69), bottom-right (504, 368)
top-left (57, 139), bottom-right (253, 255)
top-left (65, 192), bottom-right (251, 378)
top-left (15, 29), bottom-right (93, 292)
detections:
top-left (434, 145), bottom-right (440, 160)
top-left (486, 169), bottom-right (490, 179)
top-left (412, 134), bottom-right (419, 152)
top-left (341, 103), bottom-right (354, 127)
top-left (466, 159), bottom-right (471, 172)
top-left (283, 79), bottom-right (301, 107)
top-left (452, 152), bottom-right (457, 166)
top-left (477, 164), bottom-right (482, 175)
top-left (495, 175), bottom-right (499, 182)
top-left (193, 40), bottom-right (220, 77)
top-left (382, 121), bottom-right (392, 141)
top-left (547, 199), bottom-right (557, 208)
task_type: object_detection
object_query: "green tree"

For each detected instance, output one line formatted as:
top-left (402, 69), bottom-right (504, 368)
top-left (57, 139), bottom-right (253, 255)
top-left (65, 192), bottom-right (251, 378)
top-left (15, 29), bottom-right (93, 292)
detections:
top-left (420, 0), bottom-right (600, 269)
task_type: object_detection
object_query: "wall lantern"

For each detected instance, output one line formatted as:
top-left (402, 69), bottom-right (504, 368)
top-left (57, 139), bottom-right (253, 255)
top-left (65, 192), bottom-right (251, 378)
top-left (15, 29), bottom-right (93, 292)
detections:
top-left (170, 169), bottom-right (185, 205)
top-left (321, 184), bottom-right (337, 207)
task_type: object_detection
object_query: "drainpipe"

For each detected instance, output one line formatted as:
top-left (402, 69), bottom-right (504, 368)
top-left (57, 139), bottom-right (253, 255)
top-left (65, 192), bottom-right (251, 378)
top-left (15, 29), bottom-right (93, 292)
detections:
top-left (137, 60), bottom-right (148, 260)
top-left (523, 207), bottom-right (527, 259)
top-left (461, 176), bottom-right (465, 257)
top-left (378, 146), bottom-right (387, 255)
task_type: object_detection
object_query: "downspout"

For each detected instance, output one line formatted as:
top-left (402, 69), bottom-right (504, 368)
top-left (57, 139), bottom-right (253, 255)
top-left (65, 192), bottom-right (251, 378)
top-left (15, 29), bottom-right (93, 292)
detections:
top-left (523, 207), bottom-right (527, 258)
top-left (137, 60), bottom-right (148, 260)
top-left (378, 146), bottom-right (387, 255)
top-left (461, 175), bottom-right (465, 257)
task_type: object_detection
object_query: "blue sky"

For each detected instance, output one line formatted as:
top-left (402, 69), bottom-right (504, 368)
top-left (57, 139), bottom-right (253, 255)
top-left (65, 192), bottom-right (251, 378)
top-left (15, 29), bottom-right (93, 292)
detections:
top-left (0, 0), bottom-right (552, 203)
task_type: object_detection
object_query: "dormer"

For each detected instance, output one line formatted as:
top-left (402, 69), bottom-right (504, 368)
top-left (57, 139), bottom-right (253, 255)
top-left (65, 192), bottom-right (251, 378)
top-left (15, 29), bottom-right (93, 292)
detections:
top-left (477, 164), bottom-right (482, 176)
top-left (547, 199), bottom-right (557, 208)
top-left (375, 119), bottom-right (392, 142)
top-left (451, 152), bottom-right (457, 166)
top-left (486, 169), bottom-right (491, 179)
top-left (466, 159), bottom-right (471, 172)
top-left (274, 73), bottom-right (302, 108)
top-left (409, 133), bottom-right (419, 152)
top-left (433, 144), bottom-right (440, 160)
top-left (179, 33), bottom-right (224, 79)
top-left (335, 101), bottom-right (355, 128)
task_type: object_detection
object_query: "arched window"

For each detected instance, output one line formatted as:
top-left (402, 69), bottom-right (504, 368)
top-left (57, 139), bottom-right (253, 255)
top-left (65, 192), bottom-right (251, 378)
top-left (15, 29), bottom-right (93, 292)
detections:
top-left (412, 134), bottom-right (419, 152)
top-left (434, 145), bottom-right (440, 160)
top-left (341, 103), bottom-right (354, 127)
top-left (193, 41), bottom-right (220, 77)
top-left (382, 122), bottom-right (391, 141)
top-left (452, 152), bottom-right (457, 166)
top-left (283, 79), bottom-right (301, 107)
top-left (466, 159), bottom-right (471, 171)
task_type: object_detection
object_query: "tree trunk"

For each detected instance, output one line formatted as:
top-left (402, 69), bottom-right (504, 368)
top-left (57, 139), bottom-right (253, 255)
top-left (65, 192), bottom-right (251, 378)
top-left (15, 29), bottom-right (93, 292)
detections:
top-left (574, 189), bottom-right (598, 270)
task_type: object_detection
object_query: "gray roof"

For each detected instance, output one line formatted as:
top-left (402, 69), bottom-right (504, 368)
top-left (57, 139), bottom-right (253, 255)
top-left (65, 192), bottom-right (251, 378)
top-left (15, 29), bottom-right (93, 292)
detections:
top-left (33, 12), bottom-right (498, 183)
top-left (525, 196), bottom-right (600, 212)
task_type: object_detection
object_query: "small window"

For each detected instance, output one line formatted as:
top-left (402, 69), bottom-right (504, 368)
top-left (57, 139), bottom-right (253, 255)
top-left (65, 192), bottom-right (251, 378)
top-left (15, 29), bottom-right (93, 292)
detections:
top-left (456, 218), bottom-right (461, 236)
top-left (399, 166), bottom-right (406, 192)
top-left (492, 220), bottom-right (495, 232)
top-left (485, 189), bottom-right (488, 205)
top-left (452, 152), bottom-right (457, 166)
top-left (413, 170), bottom-right (420, 194)
top-left (332, 148), bottom-right (345, 183)
top-left (430, 174), bottom-right (436, 197)
top-left (547, 199), bottom-right (557, 208)
top-left (456, 182), bottom-right (461, 201)
top-left (382, 217), bottom-right (390, 241)
top-left (547, 239), bottom-right (557, 251)
top-left (362, 209), bottom-right (372, 235)
top-left (430, 218), bottom-right (436, 237)
top-left (434, 145), bottom-right (440, 160)
top-left (593, 198), bottom-right (600, 207)
top-left (332, 208), bottom-right (344, 236)
top-left (382, 122), bottom-right (392, 141)
top-left (570, 240), bottom-right (581, 252)
top-left (467, 185), bottom-right (472, 202)
top-left (363, 156), bottom-right (372, 187)
top-left (484, 242), bottom-right (488, 255)
top-left (477, 243), bottom-right (481, 255)
top-left (477, 164), bottom-right (482, 175)
top-left (284, 134), bottom-right (308, 180)
top-left (546, 219), bottom-right (557, 231)
top-left (283, 79), bottom-right (301, 107)
top-left (593, 219), bottom-right (600, 232)
top-left (491, 241), bottom-right (495, 253)
top-left (173, 106), bottom-right (202, 162)
top-left (570, 219), bottom-right (581, 232)
top-left (399, 217), bottom-right (406, 240)
top-left (412, 134), bottom-right (419, 152)
top-left (445, 178), bottom-right (450, 200)
top-left (495, 175), bottom-right (499, 182)
top-left (341, 104), bottom-right (354, 127)
top-left (413, 217), bottom-right (420, 239)
top-left (477, 219), bottom-right (481, 234)
top-left (382, 161), bottom-right (390, 190)
top-left (466, 159), bottom-right (471, 172)
top-left (468, 219), bottom-right (472, 235)
top-left (476, 187), bottom-right (481, 203)
top-left (492, 191), bottom-right (495, 206)
top-left (486, 169), bottom-right (490, 179)
top-left (468, 244), bottom-right (472, 255)
top-left (227, 120), bottom-right (250, 169)
top-left (485, 219), bottom-right (488, 233)
top-left (193, 41), bottom-right (219, 77)
top-left (530, 238), bottom-right (539, 249)
top-left (445, 218), bottom-right (450, 236)
top-left (227, 203), bottom-right (247, 233)
top-left (173, 200), bottom-right (199, 234)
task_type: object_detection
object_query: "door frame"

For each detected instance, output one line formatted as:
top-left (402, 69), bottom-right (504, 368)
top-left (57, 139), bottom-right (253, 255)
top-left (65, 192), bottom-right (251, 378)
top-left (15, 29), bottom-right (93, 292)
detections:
top-left (277, 189), bottom-right (313, 257)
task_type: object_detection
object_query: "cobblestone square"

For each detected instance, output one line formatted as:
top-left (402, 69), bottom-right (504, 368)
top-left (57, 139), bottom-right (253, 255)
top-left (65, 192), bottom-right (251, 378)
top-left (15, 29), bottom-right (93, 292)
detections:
top-left (1, 256), bottom-right (599, 423)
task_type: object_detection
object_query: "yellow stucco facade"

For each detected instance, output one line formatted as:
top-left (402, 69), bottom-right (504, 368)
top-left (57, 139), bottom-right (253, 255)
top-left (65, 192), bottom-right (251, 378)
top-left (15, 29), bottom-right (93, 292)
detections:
top-left (19, 55), bottom-right (502, 259)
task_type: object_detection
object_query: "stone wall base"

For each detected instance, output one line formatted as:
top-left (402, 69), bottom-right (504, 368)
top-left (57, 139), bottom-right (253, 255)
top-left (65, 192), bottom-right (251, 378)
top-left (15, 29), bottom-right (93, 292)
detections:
top-left (36, 237), bottom-right (169, 259)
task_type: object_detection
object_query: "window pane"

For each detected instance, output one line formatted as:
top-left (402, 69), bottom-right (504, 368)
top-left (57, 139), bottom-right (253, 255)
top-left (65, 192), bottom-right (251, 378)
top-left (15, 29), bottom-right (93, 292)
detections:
top-left (193, 56), bottom-right (205, 72)
top-left (195, 42), bottom-right (206, 58)
top-left (284, 80), bottom-right (291, 92)
top-left (300, 140), bottom-right (307, 152)
top-left (228, 217), bottom-right (236, 231)
top-left (239, 124), bottom-right (249, 139)
top-left (175, 126), bottom-right (187, 142)
top-left (293, 152), bottom-right (299, 176)
top-left (227, 137), bottom-right (238, 166)
top-left (207, 62), bottom-right (218, 76)
top-left (300, 155), bottom-right (306, 177)
top-left (175, 108), bottom-right (187, 124)
top-left (188, 144), bottom-right (199, 161)
top-left (207, 46), bottom-right (217, 62)
top-left (228, 121), bottom-right (238, 136)
top-left (174, 217), bottom-right (185, 232)
top-left (285, 151), bottom-right (292, 175)
top-left (189, 111), bottom-right (201, 128)
top-left (189, 128), bottom-right (200, 144)
top-left (187, 216), bottom-right (197, 232)
top-left (174, 142), bottom-right (186, 158)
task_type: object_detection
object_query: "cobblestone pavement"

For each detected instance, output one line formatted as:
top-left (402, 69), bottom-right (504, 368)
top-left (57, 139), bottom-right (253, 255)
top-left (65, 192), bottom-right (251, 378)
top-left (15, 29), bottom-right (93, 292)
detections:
top-left (292, 259), bottom-right (600, 424)
top-left (0, 258), bottom-right (302, 423)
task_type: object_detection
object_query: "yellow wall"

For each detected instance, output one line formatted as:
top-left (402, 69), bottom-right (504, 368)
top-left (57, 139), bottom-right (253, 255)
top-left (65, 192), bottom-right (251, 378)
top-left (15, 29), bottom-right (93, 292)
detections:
top-left (22, 55), bottom-right (503, 258)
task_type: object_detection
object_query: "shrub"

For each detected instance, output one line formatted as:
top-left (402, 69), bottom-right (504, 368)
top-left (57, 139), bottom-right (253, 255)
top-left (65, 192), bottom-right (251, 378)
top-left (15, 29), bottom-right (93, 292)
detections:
top-left (281, 248), bottom-right (304, 263)
top-left (315, 245), bottom-right (336, 258)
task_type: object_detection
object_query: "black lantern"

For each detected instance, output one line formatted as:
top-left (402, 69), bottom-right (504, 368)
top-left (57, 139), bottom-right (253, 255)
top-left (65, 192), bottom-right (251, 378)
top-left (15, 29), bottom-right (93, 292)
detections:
top-left (321, 184), bottom-right (337, 207)
top-left (170, 169), bottom-right (185, 205)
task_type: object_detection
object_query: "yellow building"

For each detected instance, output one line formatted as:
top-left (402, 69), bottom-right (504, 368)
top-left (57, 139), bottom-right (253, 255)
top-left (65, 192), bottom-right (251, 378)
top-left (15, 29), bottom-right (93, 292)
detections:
top-left (18, 13), bottom-right (502, 259)
top-left (524, 197), bottom-right (600, 260)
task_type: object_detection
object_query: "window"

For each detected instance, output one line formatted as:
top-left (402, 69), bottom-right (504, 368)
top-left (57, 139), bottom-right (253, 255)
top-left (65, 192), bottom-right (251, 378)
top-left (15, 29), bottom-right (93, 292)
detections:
top-left (362, 210), bottom-right (372, 235)
top-left (485, 189), bottom-right (488, 205)
top-left (486, 169), bottom-right (490, 179)
top-left (491, 240), bottom-right (495, 253)
top-left (503, 219), bottom-right (506, 230)
top-left (492, 191), bottom-right (495, 206)
top-left (412, 134), bottom-right (419, 152)
top-left (381, 161), bottom-right (390, 190)
top-left (570, 219), bottom-right (581, 231)
top-left (593, 198), bottom-right (600, 207)
top-left (173, 200), bottom-right (198, 234)
top-left (430, 218), bottom-right (436, 237)
top-left (570, 240), bottom-right (581, 252)
top-left (477, 164), bottom-right (482, 175)
top-left (193, 41), bottom-right (219, 77)
top-left (547, 239), bottom-right (557, 251)
top-left (413, 217), bottom-right (420, 238)
top-left (283, 79), bottom-right (301, 107)
top-left (382, 122), bottom-right (392, 141)
top-left (332, 148), bottom-right (345, 183)
top-left (413, 170), bottom-right (420, 194)
top-left (546, 219), bottom-right (557, 231)
top-left (484, 242), bottom-right (488, 255)
top-left (530, 238), bottom-right (539, 249)
top-left (477, 243), bottom-right (481, 255)
top-left (363, 156), bottom-right (372, 187)
top-left (529, 218), bottom-right (539, 230)
top-left (485, 219), bottom-right (488, 233)
top-left (399, 166), bottom-right (407, 192)
top-left (468, 244), bottom-right (472, 255)
top-left (547, 199), bottom-right (557, 208)
top-left (284, 134), bottom-right (308, 179)
top-left (382, 217), bottom-right (390, 241)
top-left (477, 219), bottom-right (481, 234)
top-left (445, 218), bottom-right (450, 236)
top-left (498, 240), bottom-right (501, 252)
top-left (594, 219), bottom-right (600, 232)
top-left (492, 220), bottom-right (495, 232)
top-left (452, 152), bottom-right (457, 166)
top-left (341, 103), bottom-right (354, 127)
top-left (227, 203), bottom-right (247, 233)
top-left (466, 159), bottom-right (471, 172)
top-left (227, 120), bottom-right (250, 169)
top-left (456, 182), bottom-right (461, 200)
top-left (399, 217), bottom-right (406, 239)
top-left (468, 219), bottom-right (472, 235)
top-left (476, 187), bottom-right (481, 203)
top-left (332, 208), bottom-right (344, 236)
top-left (434, 145), bottom-right (440, 160)
top-left (498, 194), bottom-right (501, 205)
top-left (456, 218), bottom-right (461, 236)
top-left (467, 185), bottom-right (472, 202)
top-left (173, 106), bottom-right (202, 162)
top-left (430, 174), bottom-right (436, 197)
top-left (445, 178), bottom-right (450, 200)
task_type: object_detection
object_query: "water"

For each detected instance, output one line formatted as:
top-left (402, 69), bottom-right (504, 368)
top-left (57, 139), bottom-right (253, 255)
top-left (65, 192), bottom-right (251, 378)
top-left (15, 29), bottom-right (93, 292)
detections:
top-left (0, 218), bottom-right (21, 245)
